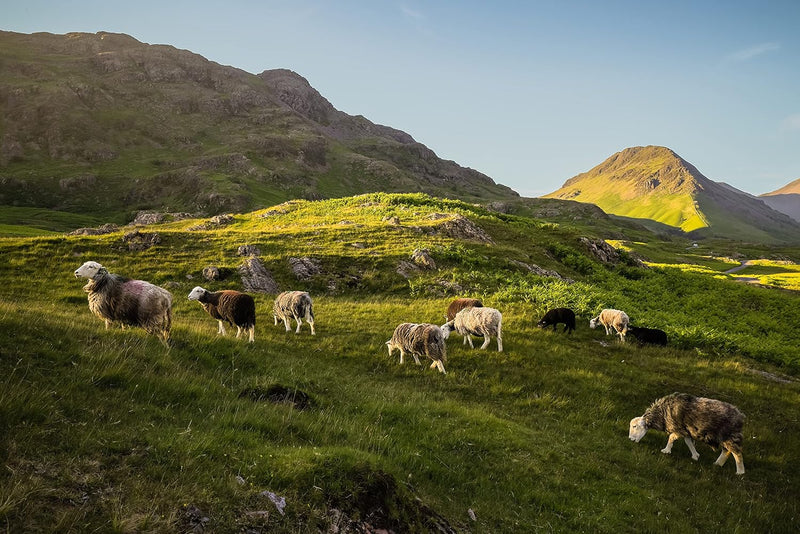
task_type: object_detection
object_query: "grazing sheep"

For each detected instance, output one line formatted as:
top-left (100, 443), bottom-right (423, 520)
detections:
top-left (537, 307), bottom-right (576, 334)
top-left (589, 309), bottom-right (629, 342)
top-left (187, 286), bottom-right (256, 342)
top-left (441, 307), bottom-right (503, 352)
top-left (74, 261), bottom-right (172, 344)
top-left (629, 392), bottom-right (745, 475)
top-left (386, 323), bottom-right (447, 374)
top-left (273, 291), bottom-right (315, 335)
top-left (628, 325), bottom-right (668, 346)
top-left (445, 297), bottom-right (483, 321)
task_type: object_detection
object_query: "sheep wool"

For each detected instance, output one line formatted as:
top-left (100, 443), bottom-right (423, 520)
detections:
top-left (74, 261), bottom-right (173, 344)
top-left (441, 306), bottom-right (503, 352)
top-left (589, 309), bottom-right (629, 342)
top-left (188, 286), bottom-right (256, 342)
top-left (273, 291), bottom-right (315, 335)
top-left (386, 323), bottom-right (447, 374)
top-left (445, 297), bottom-right (483, 321)
top-left (629, 392), bottom-right (746, 475)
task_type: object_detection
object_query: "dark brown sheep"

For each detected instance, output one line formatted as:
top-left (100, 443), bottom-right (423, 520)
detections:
top-left (445, 297), bottom-right (483, 321)
top-left (188, 286), bottom-right (256, 342)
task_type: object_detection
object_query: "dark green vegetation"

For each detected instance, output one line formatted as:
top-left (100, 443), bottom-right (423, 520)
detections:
top-left (1, 193), bottom-right (799, 532)
top-left (544, 146), bottom-right (800, 243)
top-left (0, 30), bottom-right (516, 227)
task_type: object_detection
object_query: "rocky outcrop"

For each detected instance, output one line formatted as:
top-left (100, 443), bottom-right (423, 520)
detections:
top-left (239, 257), bottom-right (279, 293)
top-left (289, 257), bottom-right (321, 280)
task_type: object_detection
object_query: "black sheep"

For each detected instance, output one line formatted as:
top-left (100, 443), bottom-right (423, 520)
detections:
top-left (628, 325), bottom-right (668, 346)
top-left (537, 307), bottom-right (576, 334)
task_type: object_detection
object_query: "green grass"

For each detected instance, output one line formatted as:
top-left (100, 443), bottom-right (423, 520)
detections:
top-left (1, 193), bottom-right (799, 532)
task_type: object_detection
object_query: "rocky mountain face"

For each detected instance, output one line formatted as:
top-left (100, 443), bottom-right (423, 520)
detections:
top-left (544, 146), bottom-right (800, 243)
top-left (760, 178), bottom-right (800, 222)
top-left (0, 30), bottom-right (516, 223)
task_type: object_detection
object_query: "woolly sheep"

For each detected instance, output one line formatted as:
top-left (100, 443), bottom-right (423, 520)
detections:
top-left (188, 286), bottom-right (256, 342)
top-left (589, 309), bottom-right (629, 342)
top-left (629, 392), bottom-right (746, 475)
top-left (537, 307), bottom-right (576, 334)
top-left (273, 291), bottom-right (315, 335)
top-left (445, 297), bottom-right (483, 321)
top-left (386, 323), bottom-right (447, 374)
top-left (628, 325), bottom-right (668, 346)
top-left (441, 306), bottom-right (503, 352)
top-left (74, 261), bottom-right (172, 344)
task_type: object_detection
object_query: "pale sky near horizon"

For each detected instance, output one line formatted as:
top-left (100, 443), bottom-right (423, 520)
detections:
top-left (2, 0), bottom-right (798, 197)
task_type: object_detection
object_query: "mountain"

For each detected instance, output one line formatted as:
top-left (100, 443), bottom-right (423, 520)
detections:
top-left (0, 30), bottom-right (516, 224)
top-left (543, 146), bottom-right (800, 243)
top-left (760, 178), bottom-right (800, 223)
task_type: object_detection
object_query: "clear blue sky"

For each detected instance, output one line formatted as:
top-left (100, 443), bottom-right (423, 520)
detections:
top-left (3, 0), bottom-right (798, 197)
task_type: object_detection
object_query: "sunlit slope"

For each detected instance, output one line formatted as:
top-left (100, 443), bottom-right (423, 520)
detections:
top-left (544, 146), bottom-right (800, 242)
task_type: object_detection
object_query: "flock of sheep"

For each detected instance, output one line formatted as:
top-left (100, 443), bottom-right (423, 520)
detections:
top-left (72, 260), bottom-right (746, 475)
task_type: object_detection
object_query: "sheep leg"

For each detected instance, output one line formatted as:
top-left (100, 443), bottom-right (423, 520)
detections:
top-left (480, 330), bottom-right (491, 350)
top-left (282, 317), bottom-right (291, 332)
top-left (661, 432), bottom-right (681, 454)
top-left (604, 325), bottom-right (611, 335)
top-left (411, 353), bottom-right (422, 366)
top-left (429, 360), bottom-right (437, 369)
top-left (732, 452), bottom-right (745, 475)
top-left (248, 326), bottom-right (255, 343)
top-left (465, 334), bottom-right (474, 349)
top-left (398, 349), bottom-right (404, 364)
top-left (217, 320), bottom-right (227, 336)
top-left (307, 316), bottom-right (316, 335)
top-left (105, 319), bottom-right (111, 330)
top-left (714, 449), bottom-right (730, 467)
top-left (274, 315), bottom-right (278, 326)
top-left (294, 316), bottom-right (302, 334)
top-left (497, 324), bottom-right (503, 352)
top-left (236, 326), bottom-right (242, 339)
top-left (435, 360), bottom-right (446, 374)
top-left (684, 437), bottom-right (700, 460)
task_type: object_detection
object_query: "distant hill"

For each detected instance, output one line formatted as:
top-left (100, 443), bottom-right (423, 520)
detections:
top-left (760, 178), bottom-right (800, 223)
top-left (543, 146), bottom-right (800, 243)
top-left (0, 30), bottom-right (517, 224)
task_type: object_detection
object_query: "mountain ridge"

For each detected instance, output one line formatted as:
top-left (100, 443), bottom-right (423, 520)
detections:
top-left (544, 145), bottom-right (800, 243)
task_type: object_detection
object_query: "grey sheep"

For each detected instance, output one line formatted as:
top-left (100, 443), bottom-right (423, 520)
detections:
top-left (589, 308), bottom-right (629, 342)
top-left (386, 323), bottom-right (447, 374)
top-left (445, 297), bottom-right (483, 321)
top-left (441, 306), bottom-right (503, 352)
top-left (629, 392), bottom-right (746, 475)
top-left (74, 261), bottom-right (172, 344)
top-left (273, 291), bottom-right (316, 335)
top-left (188, 286), bottom-right (256, 342)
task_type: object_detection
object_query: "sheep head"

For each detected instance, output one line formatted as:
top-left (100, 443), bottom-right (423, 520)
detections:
top-left (629, 416), bottom-right (648, 442)
top-left (74, 261), bottom-right (106, 279)
top-left (187, 286), bottom-right (208, 301)
top-left (439, 321), bottom-right (455, 339)
top-left (589, 317), bottom-right (599, 329)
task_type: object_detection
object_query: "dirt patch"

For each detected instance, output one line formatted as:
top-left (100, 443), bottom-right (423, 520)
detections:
top-left (239, 384), bottom-right (313, 410)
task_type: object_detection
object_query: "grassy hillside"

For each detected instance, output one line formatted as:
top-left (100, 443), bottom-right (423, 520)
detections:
top-left (544, 146), bottom-right (800, 243)
top-left (1, 194), bottom-right (799, 532)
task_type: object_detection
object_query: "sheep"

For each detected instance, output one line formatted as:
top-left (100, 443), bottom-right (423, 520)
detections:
top-left (537, 307), bottom-right (576, 334)
top-left (589, 308), bottom-right (629, 342)
top-left (187, 286), bottom-right (256, 342)
top-left (386, 323), bottom-right (447, 374)
top-left (441, 306), bottom-right (503, 352)
top-left (627, 325), bottom-right (668, 346)
top-left (445, 297), bottom-right (483, 321)
top-left (273, 291), bottom-right (315, 335)
top-left (629, 392), bottom-right (745, 475)
top-left (74, 261), bottom-right (172, 344)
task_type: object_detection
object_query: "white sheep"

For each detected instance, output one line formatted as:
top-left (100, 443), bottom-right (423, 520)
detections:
top-left (273, 291), bottom-right (315, 335)
top-left (441, 306), bottom-right (503, 352)
top-left (188, 286), bottom-right (256, 342)
top-left (74, 261), bottom-right (173, 344)
top-left (629, 392), bottom-right (746, 475)
top-left (386, 323), bottom-right (447, 374)
top-left (589, 308), bottom-right (629, 342)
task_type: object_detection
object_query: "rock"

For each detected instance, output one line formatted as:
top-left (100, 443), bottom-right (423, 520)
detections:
top-left (289, 257), bottom-right (321, 280)
top-left (579, 237), bottom-right (620, 264)
top-left (383, 215), bottom-right (401, 225)
top-left (237, 244), bottom-right (261, 256)
top-left (131, 211), bottom-right (193, 225)
top-left (122, 231), bottom-right (161, 251)
top-left (239, 257), bottom-right (279, 293)
top-left (67, 223), bottom-right (119, 236)
top-left (411, 248), bottom-right (437, 270)
top-left (509, 259), bottom-right (573, 282)
top-left (202, 266), bottom-right (220, 281)
top-left (396, 260), bottom-right (420, 279)
top-left (434, 214), bottom-right (493, 243)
